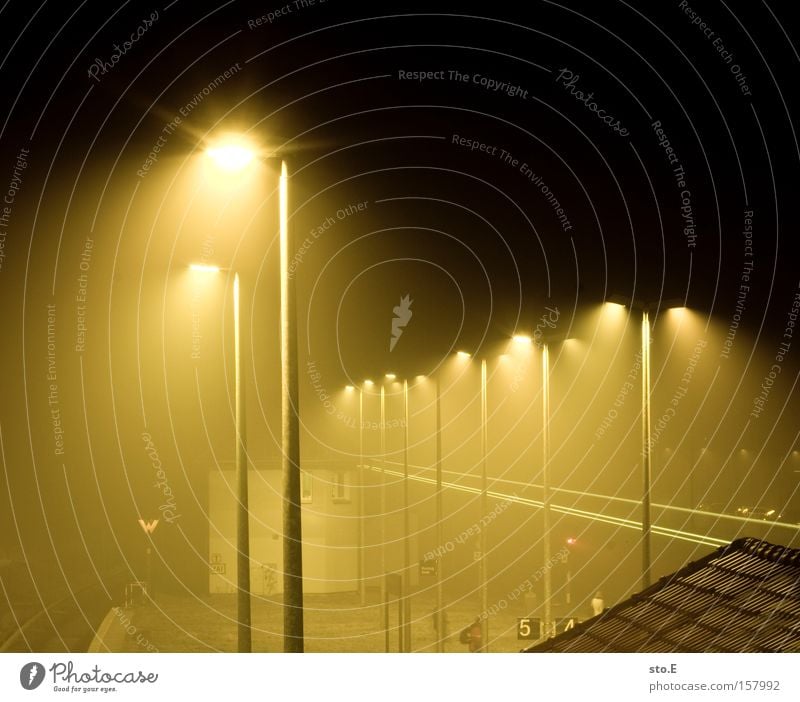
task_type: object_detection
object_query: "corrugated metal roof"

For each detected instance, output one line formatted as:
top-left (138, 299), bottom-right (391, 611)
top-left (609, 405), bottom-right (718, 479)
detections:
top-left (523, 538), bottom-right (800, 653)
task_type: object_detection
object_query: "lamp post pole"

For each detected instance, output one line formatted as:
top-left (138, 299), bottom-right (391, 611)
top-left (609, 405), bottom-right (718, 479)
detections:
top-left (279, 160), bottom-right (304, 652)
top-left (358, 386), bottom-right (366, 605)
top-left (233, 273), bottom-right (252, 653)
top-left (641, 308), bottom-right (652, 590)
top-left (541, 342), bottom-right (552, 638)
top-left (402, 379), bottom-right (411, 651)
top-left (435, 374), bottom-right (444, 652)
top-left (480, 358), bottom-right (488, 652)
top-left (380, 381), bottom-right (388, 651)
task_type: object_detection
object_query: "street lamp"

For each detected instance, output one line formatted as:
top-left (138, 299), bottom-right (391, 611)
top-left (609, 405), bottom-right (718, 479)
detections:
top-left (607, 297), bottom-right (684, 590)
top-left (189, 264), bottom-right (250, 652)
top-left (480, 357), bottom-right (488, 652)
top-left (205, 140), bottom-right (303, 652)
top-left (345, 383), bottom-right (367, 605)
top-left (434, 370), bottom-right (444, 652)
top-left (402, 377), bottom-right (411, 652)
top-left (453, 350), bottom-right (490, 651)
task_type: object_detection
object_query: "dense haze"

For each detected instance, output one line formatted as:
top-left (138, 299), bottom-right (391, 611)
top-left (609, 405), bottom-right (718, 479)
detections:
top-left (0, 0), bottom-right (798, 653)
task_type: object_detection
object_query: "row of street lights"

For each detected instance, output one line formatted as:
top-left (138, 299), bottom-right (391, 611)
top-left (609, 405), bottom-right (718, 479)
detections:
top-left (187, 135), bottom-right (683, 652)
top-left (347, 301), bottom-right (684, 644)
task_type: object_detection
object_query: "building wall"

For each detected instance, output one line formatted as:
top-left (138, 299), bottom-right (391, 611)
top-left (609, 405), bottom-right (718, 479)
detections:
top-left (208, 466), bottom-right (359, 594)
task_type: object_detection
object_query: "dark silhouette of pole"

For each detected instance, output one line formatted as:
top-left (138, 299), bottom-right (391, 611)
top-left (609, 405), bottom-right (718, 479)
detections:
top-left (280, 160), bottom-right (304, 652)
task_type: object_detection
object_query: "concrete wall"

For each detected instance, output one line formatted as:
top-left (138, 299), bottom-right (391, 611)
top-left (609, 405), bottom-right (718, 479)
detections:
top-left (208, 466), bottom-right (359, 594)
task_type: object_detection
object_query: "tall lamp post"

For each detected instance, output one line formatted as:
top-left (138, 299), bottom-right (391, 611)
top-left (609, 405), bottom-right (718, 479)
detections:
top-left (346, 383), bottom-right (367, 606)
top-left (540, 339), bottom-right (552, 637)
top-left (380, 374), bottom-right (389, 650)
top-left (480, 357), bottom-right (488, 652)
top-left (641, 308), bottom-right (653, 590)
top-left (454, 351), bottom-right (489, 651)
top-left (278, 160), bottom-right (304, 652)
top-left (402, 378), bottom-right (411, 651)
top-left (434, 372), bottom-right (444, 652)
top-left (358, 384), bottom-right (366, 605)
top-left (189, 264), bottom-right (250, 652)
top-left (529, 330), bottom-right (571, 636)
top-left (608, 297), bottom-right (684, 591)
top-left (204, 140), bottom-right (303, 651)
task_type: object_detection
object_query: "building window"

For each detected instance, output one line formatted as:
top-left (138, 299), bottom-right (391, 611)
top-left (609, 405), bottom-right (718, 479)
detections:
top-left (301, 471), bottom-right (313, 503)
top-left (332, 472), bottom-right (350, 503)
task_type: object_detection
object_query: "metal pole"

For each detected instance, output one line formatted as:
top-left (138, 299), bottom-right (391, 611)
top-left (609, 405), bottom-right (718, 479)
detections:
top-left (381, 383), bottom-right (387, 651)
top-left (480, 358), bottom-right (488, 652)
top-left (234, 273), bottom-right (252, 652)
top-left (280, 160), bottom-right (304, 652)
top-left (642, 310), bottom-right (652, 590)
top-left (359, 387), bottom-right (366, 605)
top-left (435, 375), bottom-right (444, 652)
top-left (403, 379), bottom-right (411, 651)
top-left (542, 343), bottom-right (552, 638)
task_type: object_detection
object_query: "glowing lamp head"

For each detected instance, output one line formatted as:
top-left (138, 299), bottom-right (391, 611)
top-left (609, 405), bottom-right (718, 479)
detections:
top-left (189, 263), bottom-right (221, 273)
top-left (385, 373), bottom-right (396, 380)
top-left (456, 351), bottom-right (471, 359)
top-left (512, 334), bottom-right (532, 345)
top-left (206, 141), bottom-right (256, 172)
top-left (345, 385), bottom-right (355, 392)
top-left (566, 537), bottom-right (577, 546)
top-left (363, 379), bottom-right (374, 387)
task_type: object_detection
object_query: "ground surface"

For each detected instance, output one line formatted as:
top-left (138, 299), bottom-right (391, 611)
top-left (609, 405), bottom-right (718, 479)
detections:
top-left (116, 589), bottom-right (566, 653)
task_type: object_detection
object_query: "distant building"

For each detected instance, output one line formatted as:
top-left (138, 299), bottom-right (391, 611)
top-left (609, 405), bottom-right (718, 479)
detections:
top-left (524, 538), bottom-right (800, 653)
top-left (207, 460), bottom-right (360, 595)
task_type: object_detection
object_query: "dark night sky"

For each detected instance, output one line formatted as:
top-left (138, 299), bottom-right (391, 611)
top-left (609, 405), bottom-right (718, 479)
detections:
top-left (0, 1), bottom-right (798, 600)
